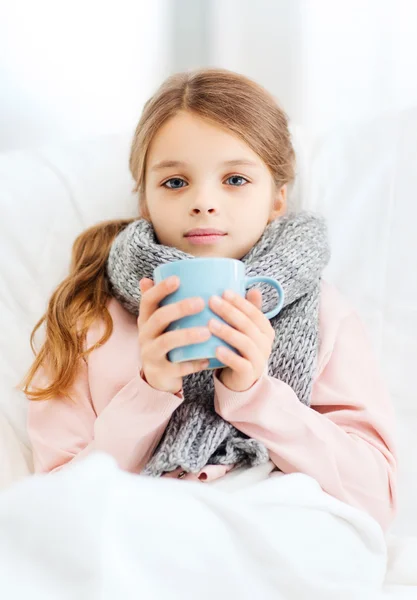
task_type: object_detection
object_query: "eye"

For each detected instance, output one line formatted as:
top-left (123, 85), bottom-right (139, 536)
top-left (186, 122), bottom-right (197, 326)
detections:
top-left (224, 175), bottom-right (249, 187)
top-left (162, 177), bottom-right (188, 189)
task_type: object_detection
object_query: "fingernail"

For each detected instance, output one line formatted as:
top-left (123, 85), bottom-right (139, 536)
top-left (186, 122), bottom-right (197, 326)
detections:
top-left (211, 295), bottom-right (222, 306)
top-left (223, 290), bottom-right (234, 300)
top-left (167, 276), bottom-right (179, 286)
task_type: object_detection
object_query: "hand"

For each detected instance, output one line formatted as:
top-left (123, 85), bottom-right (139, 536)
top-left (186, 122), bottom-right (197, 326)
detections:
top-left (208, 289), bottom-right (275, 392)
top-left (138, 277), bottom-right (211, 395)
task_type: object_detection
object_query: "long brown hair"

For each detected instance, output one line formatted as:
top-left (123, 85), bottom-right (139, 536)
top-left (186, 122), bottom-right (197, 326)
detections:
top-left (21, 67), bottom-right (296, 401)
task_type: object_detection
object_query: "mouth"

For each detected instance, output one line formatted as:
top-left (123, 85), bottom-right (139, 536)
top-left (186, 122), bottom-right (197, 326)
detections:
top-left (184, 229), bottom-right (227, 245)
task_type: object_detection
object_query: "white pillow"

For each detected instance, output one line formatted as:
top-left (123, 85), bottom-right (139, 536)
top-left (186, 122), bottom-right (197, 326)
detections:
top-left (0, 411), bottom-right (32, 490)
top-left (306, 107), bottom-right (417, 536)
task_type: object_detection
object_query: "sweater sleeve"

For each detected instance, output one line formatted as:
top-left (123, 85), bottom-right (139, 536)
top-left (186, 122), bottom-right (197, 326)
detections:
top-left (213, 310), bottom-right (398, 531)
top-left (27, 361), bottom-right (184, 475)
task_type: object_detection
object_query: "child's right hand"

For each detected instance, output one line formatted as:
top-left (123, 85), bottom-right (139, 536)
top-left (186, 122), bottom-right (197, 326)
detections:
top-left (137, 276), bottom-right (211, 395)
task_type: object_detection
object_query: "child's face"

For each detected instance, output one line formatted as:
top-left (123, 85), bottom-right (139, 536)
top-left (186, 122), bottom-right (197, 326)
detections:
top-left (143, 111), bottom-right (286, 259)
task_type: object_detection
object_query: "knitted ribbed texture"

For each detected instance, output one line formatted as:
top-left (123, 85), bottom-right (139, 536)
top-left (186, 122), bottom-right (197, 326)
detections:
top-left (106, 211), bottom-right (330, 476)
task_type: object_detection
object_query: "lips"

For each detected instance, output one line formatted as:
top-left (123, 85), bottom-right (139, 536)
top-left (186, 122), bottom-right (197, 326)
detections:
top-left (184, 228), bottom-right (227, 237)
top-left (184, 228), bottom-right (227, 245)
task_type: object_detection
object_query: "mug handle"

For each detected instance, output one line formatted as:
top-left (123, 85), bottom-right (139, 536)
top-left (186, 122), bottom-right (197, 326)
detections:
top-left (244, 276), bottom-right (284, 319)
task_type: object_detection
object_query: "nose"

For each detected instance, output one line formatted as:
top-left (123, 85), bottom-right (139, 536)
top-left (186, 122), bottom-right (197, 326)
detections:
top-left (191, 206), bottom-right (217, 215)
top-left (189, 190), bottom-right (219, 215)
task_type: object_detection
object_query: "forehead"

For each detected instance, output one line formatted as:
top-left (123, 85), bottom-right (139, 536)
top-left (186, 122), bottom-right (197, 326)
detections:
top-left (146, 111), bottom-right (263, 168)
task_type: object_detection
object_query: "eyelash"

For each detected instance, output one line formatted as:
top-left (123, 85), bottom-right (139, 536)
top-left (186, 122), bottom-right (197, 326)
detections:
top-left (161, 175), bottom-right (250, 189)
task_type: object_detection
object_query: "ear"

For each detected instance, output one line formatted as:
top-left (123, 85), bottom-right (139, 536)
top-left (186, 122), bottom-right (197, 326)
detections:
top-left (268, 185), bottom-right (287, 223)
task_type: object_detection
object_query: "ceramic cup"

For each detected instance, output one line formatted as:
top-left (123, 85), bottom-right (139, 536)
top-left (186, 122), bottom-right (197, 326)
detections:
top-left (153, 257), bottom-right (284, 369)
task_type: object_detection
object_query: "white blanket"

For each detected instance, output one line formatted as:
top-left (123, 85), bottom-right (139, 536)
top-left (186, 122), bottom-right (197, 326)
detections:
top-left (0, 452), bottom-right (399, 599)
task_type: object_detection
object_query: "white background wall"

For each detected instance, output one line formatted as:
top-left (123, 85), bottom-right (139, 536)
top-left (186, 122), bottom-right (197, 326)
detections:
top-left (2, 0), bottom-right (417, 150)
top-left (0, 0), bottom-right (170, 151)
top-left (210, 0), bottom-right (417, 134)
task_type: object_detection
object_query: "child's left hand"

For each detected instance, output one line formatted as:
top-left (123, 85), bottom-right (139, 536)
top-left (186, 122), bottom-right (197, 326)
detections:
top-left (208, 289), bottom-right (275, 392)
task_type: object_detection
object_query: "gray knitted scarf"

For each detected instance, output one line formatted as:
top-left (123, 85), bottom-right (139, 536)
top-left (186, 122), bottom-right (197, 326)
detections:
top-left (106, 211), bottom-right (330, 477)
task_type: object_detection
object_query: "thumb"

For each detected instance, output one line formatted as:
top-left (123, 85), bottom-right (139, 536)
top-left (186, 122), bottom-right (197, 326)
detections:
top-left (139, 278), bottom-right (154, 293)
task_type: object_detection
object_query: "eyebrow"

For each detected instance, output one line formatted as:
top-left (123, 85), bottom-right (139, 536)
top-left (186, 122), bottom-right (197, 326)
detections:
top-left (150, 159), bottom-right (260, 172)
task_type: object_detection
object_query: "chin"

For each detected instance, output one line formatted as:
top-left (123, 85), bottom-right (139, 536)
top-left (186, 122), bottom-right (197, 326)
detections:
top-left (193, 248), bottom-right (231, 259)
top-left (191, 249), bottom-right (224, 257)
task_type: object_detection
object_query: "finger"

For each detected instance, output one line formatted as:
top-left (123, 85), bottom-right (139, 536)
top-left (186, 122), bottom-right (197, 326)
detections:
top-left (143, 358), bottom-right (209, 389)
top-left (155, 326), bottom-right (212, 356)
top-left (208, 319), bottom-right (265, 372)
top-left (246, 288), bottom-right (262, 310)
top-left (140, 296), bottom-right (206, 341)
top-left (215, 345), bottom-right (253, 379)
top-left (177, 358), bottom-right (210, 376)
top-left (157, 358), bottom-right (210, 379)
top-left (222, 289), bottom-right (273, 337)
top-left (137, 275), bottom-right (180, 325)
top-left (208, 295), bottom-right (264, 342)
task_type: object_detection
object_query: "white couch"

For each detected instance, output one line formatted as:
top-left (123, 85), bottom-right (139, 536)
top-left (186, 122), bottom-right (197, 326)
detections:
top-left (0, 109), bottom-right (416, 587)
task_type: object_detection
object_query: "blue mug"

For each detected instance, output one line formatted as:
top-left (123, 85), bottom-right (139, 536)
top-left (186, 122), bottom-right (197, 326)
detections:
top-left (153, 257), bottom-right (284, 369)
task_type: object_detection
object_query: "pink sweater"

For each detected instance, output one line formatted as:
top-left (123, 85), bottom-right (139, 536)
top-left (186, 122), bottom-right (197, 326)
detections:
top-left (27, 280), bottom-right (398, 531)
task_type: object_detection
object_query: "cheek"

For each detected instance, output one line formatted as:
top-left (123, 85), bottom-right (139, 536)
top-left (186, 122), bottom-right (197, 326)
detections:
top-left (236, 201), bottom-right (270, 226)
top-left (141, 185), bottom-right (166, 221)
top-left (148, 206), bottom-right (181, 244)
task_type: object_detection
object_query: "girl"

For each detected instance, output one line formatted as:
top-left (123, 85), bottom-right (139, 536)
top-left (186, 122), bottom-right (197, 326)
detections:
top-left (21, 68), bottom-right (397, 532)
